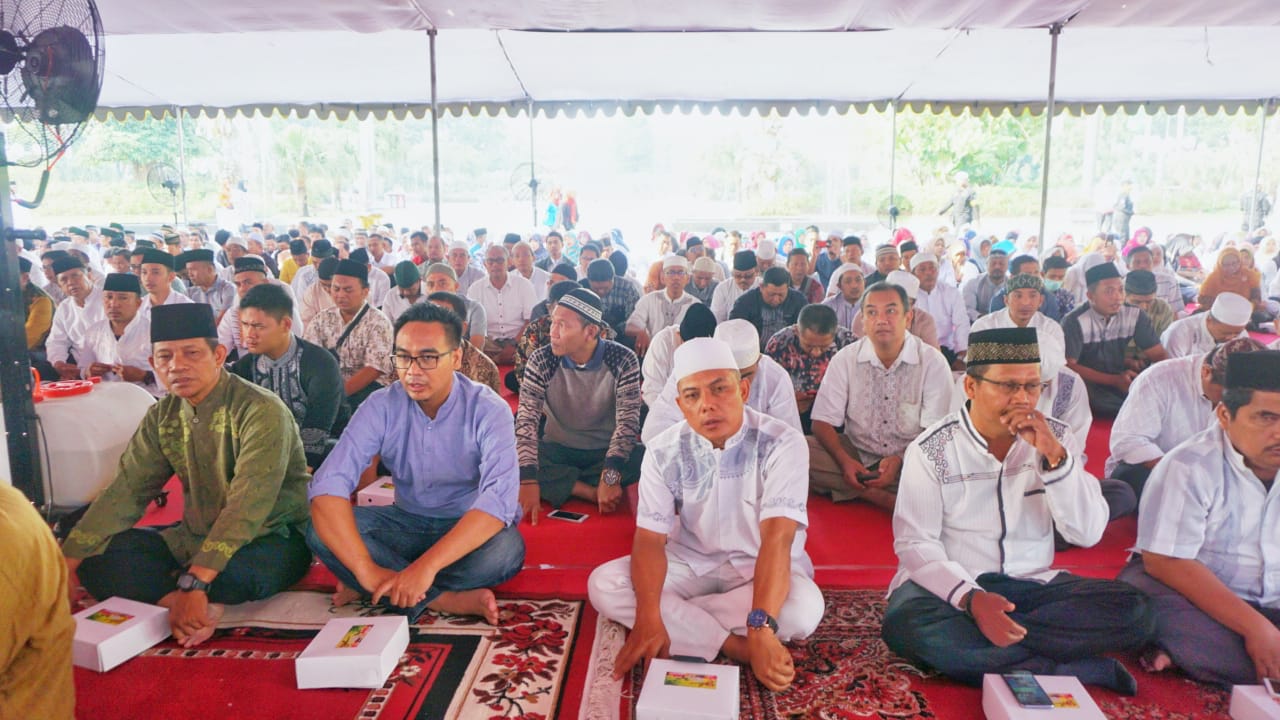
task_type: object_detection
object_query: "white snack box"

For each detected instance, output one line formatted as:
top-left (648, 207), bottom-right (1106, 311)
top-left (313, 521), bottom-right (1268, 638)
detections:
top-left (357, 478), bottom-right (395, 506)
top-left (73, 597), bottom-right (171, 672)
top-left (1231, 686), bottom-right (1280, 719)
top-left (636, 658), bottom-right (740, 720)
top-left (982, 674), bottom-right (1105, 719)
top-left (295, 616), bottom-right (409, 689)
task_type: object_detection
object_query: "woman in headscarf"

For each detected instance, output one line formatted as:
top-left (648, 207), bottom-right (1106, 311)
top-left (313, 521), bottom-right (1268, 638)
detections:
top-left (1198, 246), bottom-right (1271, 324)
top-left (1123, 226), bottom-right (1152, 256)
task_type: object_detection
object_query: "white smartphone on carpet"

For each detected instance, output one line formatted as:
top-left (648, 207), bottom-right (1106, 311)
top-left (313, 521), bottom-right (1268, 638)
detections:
top-left (547, 509), bottom-right (588, 523)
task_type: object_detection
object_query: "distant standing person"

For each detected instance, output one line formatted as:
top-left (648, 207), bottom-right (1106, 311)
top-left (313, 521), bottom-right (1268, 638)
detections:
top-left (939, 171), bottom-right (978, 229)
top-left (1241, 184), bottom-right (1272, 232)
top-left (1113, 180), bottom-right (1134, 243)
top-left (560, 191), bottom-right (579, 231)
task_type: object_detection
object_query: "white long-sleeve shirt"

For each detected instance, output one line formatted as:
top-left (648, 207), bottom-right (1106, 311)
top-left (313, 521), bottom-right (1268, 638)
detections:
top-left (1160, 314), bottom-right (1247, 359)
top-left (915, 282), bottom-right (970, 352)
top-left (970, 309), bottom-right (1066, 377)
top-left (627, 290), bottom-right (701, 339)
top-left (950, 365), bottom-right (1091, 453)
top-left (640, 325), bottom-right (680, 408)
top-left (216, 280), bottom-right (305, 356)
top-left (1106, 353), bottom-right (1215, 477)
top-left (641, 355), bottom-right (801, 444)
top-left (138, 288), bottom-right (192, 321)
top-left (890, 406), bottom-right (1108, 607)
top-left (76, 314), bottom-right (163, 397)
top-left (46, 286), bottom-right (104, 365)
top-left (709, 279), bottom-right (758, 322)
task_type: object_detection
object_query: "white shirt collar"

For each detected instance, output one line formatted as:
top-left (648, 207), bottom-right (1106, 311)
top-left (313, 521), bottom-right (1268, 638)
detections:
top-left (855, 332), bottom-right (921, 370)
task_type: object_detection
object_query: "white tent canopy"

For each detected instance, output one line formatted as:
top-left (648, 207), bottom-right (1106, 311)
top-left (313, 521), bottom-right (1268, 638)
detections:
top-left (90, 0), bottom-right (1280, 118)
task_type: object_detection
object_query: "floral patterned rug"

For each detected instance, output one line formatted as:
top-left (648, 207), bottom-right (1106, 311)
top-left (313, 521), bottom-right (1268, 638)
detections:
top-left (73, 591), bottom-right (581, 720)
top-left (581, 588), bottom-right (1231, 720)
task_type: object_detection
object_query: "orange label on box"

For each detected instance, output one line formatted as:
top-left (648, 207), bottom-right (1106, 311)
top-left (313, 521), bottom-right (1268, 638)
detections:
top-left (664, 672), bottom-right (718, 690)
top-left (336, 624), bottom-right (372, 649)
top-left (86, 609), bottom-right (133, 625)
top-left (1050, 693), bottom-right (1080, 709)
top-left (379, 482), bottom-right (394, 489)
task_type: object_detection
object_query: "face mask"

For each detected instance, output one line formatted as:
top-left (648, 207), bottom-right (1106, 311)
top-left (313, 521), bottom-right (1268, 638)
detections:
top-left (1043, 279), bottom-right (1063, 292)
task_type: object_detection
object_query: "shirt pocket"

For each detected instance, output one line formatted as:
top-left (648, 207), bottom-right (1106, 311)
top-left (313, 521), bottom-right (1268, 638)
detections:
top-left (897, 401), bottom-right (923, 435)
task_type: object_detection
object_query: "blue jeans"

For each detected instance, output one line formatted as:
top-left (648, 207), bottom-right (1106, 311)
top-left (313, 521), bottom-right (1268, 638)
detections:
top-left (882, 573), bottom-right (1154, 686)
top-left (305, 504), bottom-right (525, 621)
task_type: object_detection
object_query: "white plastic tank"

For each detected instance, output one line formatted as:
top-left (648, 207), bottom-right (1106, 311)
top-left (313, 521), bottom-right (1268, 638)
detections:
top-left (30, 381), bottom-right (156, 508)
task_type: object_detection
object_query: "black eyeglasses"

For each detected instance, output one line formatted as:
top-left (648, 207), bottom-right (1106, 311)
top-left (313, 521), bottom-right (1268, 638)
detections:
top-left (390, 350), bottom-right (453, 370)
top-left (972, 376), bottom-right (1048, 396)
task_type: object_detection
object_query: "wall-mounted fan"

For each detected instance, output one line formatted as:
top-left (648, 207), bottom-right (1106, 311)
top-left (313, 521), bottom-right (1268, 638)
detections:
top-left (876, 194), bottom-right (914, 231)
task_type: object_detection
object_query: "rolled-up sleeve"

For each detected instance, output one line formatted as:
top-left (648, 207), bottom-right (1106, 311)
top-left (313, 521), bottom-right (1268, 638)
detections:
top-left (469, 395), bottom-right (521, 524)
top-left (309, 393), bottom-right (388, 500)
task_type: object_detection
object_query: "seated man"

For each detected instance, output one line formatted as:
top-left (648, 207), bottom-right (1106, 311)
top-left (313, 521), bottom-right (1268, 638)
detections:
top-left (1119, 350), bottom-right (1280, 687)
top-left (641, 303), bottom-right (716, 408)
top-left (1108, 337), bottom-right (1265, 499)
top-left (1160, 292), bottom-right (1250, 358)
top-left (136, 248), bottom-right (193, 318)
top-left (971, 272), bottom-right (1066, 370)
top-left (687, 256), bottom-right (721, 305)
top-left (786, 247), bottom-right (825, 303)
top-left (989, 254), bottom-right (1062, 321)
top-left (304, 259), bottom-right (394, 409)
top-left (765, 303), bottom-right (855, 433)
top-left (865, 244), bottom-right (900, 285)
top-left (63, 304), bottom-right (312, 648)
top-left (710, 250), bottom-right (760, 322)
top-left (642, 319), bottom-right (801, 443)
top-left (382, 260), bottom-right (427, 324)
top-left (299, 256), bottom-right (338, 327)
top-left (961, 248), bottom-right (1008, 321)
top-left (883, 327), bottom-right (1155, 693)
top-left (506, 280), bottom-right (580, 393)
top-left (912, 252), bottom-right (970, 367)
top-left (808, 282), bottom-right (952, 510)
top-left (307, 303), bottom-right (524, 624)
top-left (19, 256), bottom-right (55, 377)
top-left (1126, 243), bottom-right (1185, 318)
top-left (1, 483), bottom-right (74, 720)
top-left (77, 273), bottom-right (162, 397)
top-left (1062, 263), bottom-right (1168, 417)
top-left (589, 337), bottom-right (823, 692)
top-left (423, 262), bottom-right (487, 348)
top-left (851, 270), bottom-right (940, 350)
top-left (585, 258), bottom-right (641, 345)
top-left (731, 267), bottom-right (808, 352)
top-left (627, 255), bottom-right (701, 356)
top-left (46, 256), bottom-right (104, 380)
top-left (1120, 270), bottom-right (1176, 367)
top-left (217, 256), bottom-right (306, 360)
top-left (180, 249), bottom-right (236, 323)
top-left (232, 283), bottom-right (343, 470)
top-left (427, 291), bottom-right (501, 394)
top-left (468, 244), bottom-right (537, 364)
top-left (515, 288), bottom-right (644, 522)
top-left (822, 262), bottom-right (865, 330)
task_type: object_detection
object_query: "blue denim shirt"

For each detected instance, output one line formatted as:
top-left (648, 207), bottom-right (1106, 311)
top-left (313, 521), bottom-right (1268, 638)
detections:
top-left (309, 374), bottom-right (521, 524)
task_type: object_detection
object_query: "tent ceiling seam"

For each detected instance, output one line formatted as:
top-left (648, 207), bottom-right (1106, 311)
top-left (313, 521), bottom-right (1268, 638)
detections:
top-left (894, 28), bottom-right (963, 103)
top-left (494, 30), bottom-right (532, 101)
top-left (403, 0), bottom-right (437, 30)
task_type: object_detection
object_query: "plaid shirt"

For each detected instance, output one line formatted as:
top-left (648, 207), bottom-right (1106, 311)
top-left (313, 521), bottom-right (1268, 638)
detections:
top-left (597, 279), bottom-right (642, 332)
top-left (764, 325), bottom-right (855, 394)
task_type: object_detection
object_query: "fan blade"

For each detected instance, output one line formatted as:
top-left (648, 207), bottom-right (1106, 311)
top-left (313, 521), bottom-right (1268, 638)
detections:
top-left (0, 31), bottom-right (22, 75)
top-left (21, 26), bottom-right (100, 125)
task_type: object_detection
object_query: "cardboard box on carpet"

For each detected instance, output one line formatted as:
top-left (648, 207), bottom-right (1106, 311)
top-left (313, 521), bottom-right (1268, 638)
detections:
top-left (296, 616), bottom-right (409, 689)
top-left (1231, 686), bottom-right (1280, 719)
top-left (73, 597), bottom-right (170, 672)
top-left (982, 674), bottom-right (1104, 719)
top-left (357, 478), bottom-right (395, 506)
top-left (636, 658), bottom-right (739, 720)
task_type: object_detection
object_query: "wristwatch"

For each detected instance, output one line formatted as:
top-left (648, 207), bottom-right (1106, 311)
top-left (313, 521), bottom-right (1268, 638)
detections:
top-left (602, 468), bottom-right (622, 487)
top-left (177, 572), bottom-right (212, 593)
top-left (746, 608), bottom-right (778, 634)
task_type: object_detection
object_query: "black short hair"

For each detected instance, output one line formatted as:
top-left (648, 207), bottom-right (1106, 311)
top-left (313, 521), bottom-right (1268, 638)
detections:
top-left (410, 230), bottom-right (429, 243)
top-left (787, 247), bottom-right (809, 260)
top-left (797, 303), bottom-right (837, 335)
top-left (1126, 244), bottom-right (1153, 263)
top-left (1222, 387), bottom-right (1255, 418)
top-left (1042, 255), bottom-right (1071, 272)
top-left (393, 299), bottom-right (462, 349)
top-left (238, 282), bottom-right (294, 321)
top-left (426, 290), bottom-right (467, 320)
top-left (1009, 254), bottom-right (1039, 275)
top-left (762, 266), bottom-right (792, 287)
top-left (860, 281), bottom-right (909, 309)
top-left (842, 235), bottom-right (862, 248)
top-left (214, 229), bottom-right (231, 246)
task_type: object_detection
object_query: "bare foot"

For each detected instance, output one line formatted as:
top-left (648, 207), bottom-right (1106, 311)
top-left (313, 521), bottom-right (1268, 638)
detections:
top-left (331, 581), bottom-right (362, 608)
top-left (428, 588), bottom-right (499, 625)
top-left (180, 603), bottom-right (225, 648)
top-left (1140, 647), bottom-right (1174, 673)
top-left (721, 633), bottom-right (750, 663)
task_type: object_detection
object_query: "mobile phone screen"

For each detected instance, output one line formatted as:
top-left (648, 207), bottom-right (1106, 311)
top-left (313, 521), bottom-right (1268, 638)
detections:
top-left (1265, 677), bottom-right (1280, 697)
top-left (547, 509), bottom-right (587, 523)
top-left (1002, 672), bottom-right (1053, 708)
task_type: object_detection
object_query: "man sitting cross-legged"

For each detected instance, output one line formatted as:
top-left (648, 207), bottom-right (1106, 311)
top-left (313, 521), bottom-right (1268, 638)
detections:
top-left (589, 337), bottom-right (823, 692)
top-left (881, 327), bottom-right (1155, 694)
top-left (1119, 350), bottom-right (1280, 687)
top-left (306, 303), bottom-right (524, 624)
top-left (63, 303), bottom-right (313, 648)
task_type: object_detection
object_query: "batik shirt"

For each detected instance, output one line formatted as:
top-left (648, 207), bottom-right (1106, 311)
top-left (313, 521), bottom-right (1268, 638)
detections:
top-left (303, 303), bottom-right (394, 385)
top-left (638, 406), bottom-right (813, 578)
top-left (764, 324), bottom-right (855, 394)
top-left (459, 339), bottom-right (502, 394)
top-left (63, 371), bottom-right (311, 572)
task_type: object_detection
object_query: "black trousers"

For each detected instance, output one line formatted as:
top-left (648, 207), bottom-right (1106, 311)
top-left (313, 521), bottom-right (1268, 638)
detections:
top-left (1111, 462), bottom-right (1153, 501)
top-left (882, 573), bottom-right (1155, 686)
top-left (77, 526), bottom-right (312, 605)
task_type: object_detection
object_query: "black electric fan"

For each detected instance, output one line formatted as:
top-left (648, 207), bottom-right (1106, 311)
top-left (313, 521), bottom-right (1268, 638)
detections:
top-left (0, 0), bottom-right (105, 508)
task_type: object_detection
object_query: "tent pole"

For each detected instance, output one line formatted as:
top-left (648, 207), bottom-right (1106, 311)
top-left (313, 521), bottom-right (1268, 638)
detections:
top-left (1037, 23), bottom-right (1062, 255)
top-left (889, 102), bottom-right (897, 222)
top-left (176, 106), bottom-right (189, 225)
top-left (528, 100), bottom-right (537, 227)
top-left (429, 29), bottom-right (442, 235)
top-left (1248, 100), bottom-right (1270, 232)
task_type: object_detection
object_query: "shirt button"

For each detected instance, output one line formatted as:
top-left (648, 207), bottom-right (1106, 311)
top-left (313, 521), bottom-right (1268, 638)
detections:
top-left (191, 417), bottom-right (200, 424)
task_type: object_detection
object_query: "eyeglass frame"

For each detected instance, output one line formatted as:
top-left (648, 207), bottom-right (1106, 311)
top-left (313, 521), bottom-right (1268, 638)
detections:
top-left (970, 375), bottom-right (1049, 396)
top-left (389, 346), bottom-right (458, 371)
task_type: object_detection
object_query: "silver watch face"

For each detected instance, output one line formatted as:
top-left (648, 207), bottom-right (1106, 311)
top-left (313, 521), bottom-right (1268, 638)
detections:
top-left (603, 469), bottom-right (621, 486)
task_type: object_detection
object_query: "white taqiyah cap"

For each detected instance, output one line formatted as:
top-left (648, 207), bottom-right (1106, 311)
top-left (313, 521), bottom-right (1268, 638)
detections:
top-left (755, 241), bottom-right (777, 260)
top-left (886, 269), bottom-right (920, 300)
top-left (827, 262), bottom-right (864, 295)
top-left (910, 252), bottom-right (939, 271)
top-left (691, 256), bottom-right (718, 273)
top-left (663, 254), bottom-right (690, 270)
top-left (1209, 292), bottom-right (1252, 327)
top-left (224, 236), bottom-right (248, 249)
top-left (448, 240), bottom-right (469, 252)
top-left (713, 319), bottom-right (761, 370)
top-left (673, 337), bottom-right (739, 383)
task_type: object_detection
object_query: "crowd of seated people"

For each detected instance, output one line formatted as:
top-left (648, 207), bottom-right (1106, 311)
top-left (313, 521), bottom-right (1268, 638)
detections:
top-left (8, 218), bottom-right (1280, 717)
